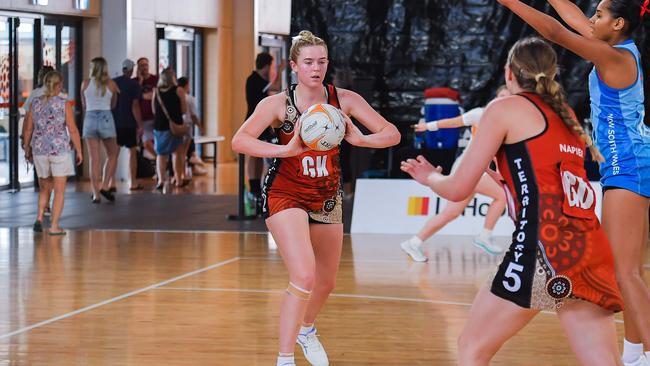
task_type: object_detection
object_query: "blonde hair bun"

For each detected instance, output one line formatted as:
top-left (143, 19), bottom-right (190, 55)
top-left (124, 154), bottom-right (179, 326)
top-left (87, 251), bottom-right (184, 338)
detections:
top-left (290, 30), bottom-right (327, 62)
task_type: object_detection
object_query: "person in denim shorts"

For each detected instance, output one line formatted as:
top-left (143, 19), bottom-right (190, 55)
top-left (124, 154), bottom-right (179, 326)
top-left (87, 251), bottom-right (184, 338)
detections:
top-left (81, 57), bottom-right (119, 203)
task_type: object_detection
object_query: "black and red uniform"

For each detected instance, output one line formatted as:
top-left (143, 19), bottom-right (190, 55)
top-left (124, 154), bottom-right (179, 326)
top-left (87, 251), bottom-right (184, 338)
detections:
top-left (491, 93), bottom-right (623, 312)
top-left (262, 84), bottom-right (343, 224)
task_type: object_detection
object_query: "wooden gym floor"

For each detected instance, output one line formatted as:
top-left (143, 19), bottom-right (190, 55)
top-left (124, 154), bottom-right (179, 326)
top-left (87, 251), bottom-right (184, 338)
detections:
top-left (0, 228), bottom-right (648, 365)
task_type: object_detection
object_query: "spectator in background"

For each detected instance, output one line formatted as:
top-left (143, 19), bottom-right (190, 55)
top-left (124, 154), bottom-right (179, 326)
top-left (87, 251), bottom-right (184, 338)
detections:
top-left (177, 76), bottom-right (206, 180)
top-left (21, 65), bottom-right (56, 215)
top-left (152, 67), bottom-right (186, 190)
top-left (23, 71), bottom-right (83, 234)
top-left (81, 56), bottom-right (119, 203)
top-left (136, 57), bottom-right (159, 161)
top-left (23, 66), bottom-right (55, 114)
top-left (244, 52), bottom-right (283, 212)
top-left (113, 59), bottom-right (143, 190)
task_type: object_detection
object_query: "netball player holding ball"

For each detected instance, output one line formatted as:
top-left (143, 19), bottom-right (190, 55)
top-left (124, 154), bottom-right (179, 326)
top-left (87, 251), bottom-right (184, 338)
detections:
top-left (232, 30), bottom-right (399, 366)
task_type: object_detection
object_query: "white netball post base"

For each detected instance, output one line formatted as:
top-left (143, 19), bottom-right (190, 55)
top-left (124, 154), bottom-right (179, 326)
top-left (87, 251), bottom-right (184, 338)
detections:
top-left (350, 179), bottom-right (602, 236)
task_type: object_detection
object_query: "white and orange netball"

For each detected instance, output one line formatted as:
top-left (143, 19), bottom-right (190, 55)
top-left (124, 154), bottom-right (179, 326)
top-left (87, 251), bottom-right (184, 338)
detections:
top-left (299, 103), bottom-right (346, 151)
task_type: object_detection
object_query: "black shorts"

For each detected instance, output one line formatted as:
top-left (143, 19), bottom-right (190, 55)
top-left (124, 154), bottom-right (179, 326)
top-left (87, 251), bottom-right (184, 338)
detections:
top-left (116, 127), bottom-right (137, 148)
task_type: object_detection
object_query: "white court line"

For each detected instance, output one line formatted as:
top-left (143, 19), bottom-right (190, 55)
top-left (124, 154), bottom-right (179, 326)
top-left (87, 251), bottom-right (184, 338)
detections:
top-left (157, 286), bottom-right (472, 306)
top-left (238, 256), bottom-right (427, 264)
top-left (0, 257), bottom-right (240, 340)
top-left (158, 286), bottom-right (626, 322)
top-left (66, 228), bottom-right (270, 235)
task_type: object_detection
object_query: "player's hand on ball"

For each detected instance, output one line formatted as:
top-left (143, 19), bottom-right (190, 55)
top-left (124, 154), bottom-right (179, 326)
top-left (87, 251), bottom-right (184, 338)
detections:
top-left (342, 113), bottom-right (367, 147)
top-left (284, 120), bottom-right (309, 157)
top-left (400, 155), bottom-right (442, 186)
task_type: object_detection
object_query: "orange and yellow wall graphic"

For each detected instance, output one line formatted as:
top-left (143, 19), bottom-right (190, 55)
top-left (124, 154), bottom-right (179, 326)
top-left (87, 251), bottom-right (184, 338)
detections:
top-left (407, 196), bottom-right (429, 216)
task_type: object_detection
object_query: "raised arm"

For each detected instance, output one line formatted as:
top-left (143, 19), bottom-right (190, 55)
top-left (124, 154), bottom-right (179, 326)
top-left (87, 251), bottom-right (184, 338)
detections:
top-left (498, 0), bottom-right (628, 73)
top-left (401, 99), bottom-right (509, 201)
top-left (339, 89), bottom-right (401, 148)
top-left (231, 94), bottom-right (309, 158)
top-left (547, 0), bottom-right (593, 37)
top-left (416, 107), bottom-right (484, 132)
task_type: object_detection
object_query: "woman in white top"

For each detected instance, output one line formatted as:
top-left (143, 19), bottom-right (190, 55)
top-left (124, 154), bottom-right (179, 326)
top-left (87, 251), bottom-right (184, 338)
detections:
top-left (81, 57), bottom-right (119, 203)
top-left (400, 86), bottom-right (510, 262)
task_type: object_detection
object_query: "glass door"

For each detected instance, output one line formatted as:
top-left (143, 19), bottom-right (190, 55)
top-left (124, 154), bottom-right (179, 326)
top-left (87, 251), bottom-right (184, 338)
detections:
top-left (0, 14), bottom-right (81, 190)
top-left (175, 40), bottom-right (193, 84)
top-left (0, 16), bottom-right (10, 187)
top-left (43, 20), bottom-right (81, 117)
top-left (259, 34), bottom-right (289, 92)
top-left (16, 17), bottom-right (35, 185)
top-left (0, 15), bottom-right (38, 190)
top-left (156, 25), bottom-right (200, 100)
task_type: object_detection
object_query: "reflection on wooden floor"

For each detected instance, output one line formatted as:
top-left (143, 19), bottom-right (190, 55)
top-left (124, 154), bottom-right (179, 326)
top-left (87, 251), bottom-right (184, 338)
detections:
top-left (0, 229), bottom-right (648, 365)
top-left (70, 161), bottom-right (239, 195)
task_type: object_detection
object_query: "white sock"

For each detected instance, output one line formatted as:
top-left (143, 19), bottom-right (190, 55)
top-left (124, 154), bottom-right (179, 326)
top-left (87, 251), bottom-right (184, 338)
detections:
top-left (408, 236), bottom-right (423, 246)
top-left (622, 339), bottom-right (644, 363)
top-left (479, 228), bottom-right (492, 239)
top-left (277, 353), bottom-right (294, 366)
top-left (299, 323), bottom-right (314, 335)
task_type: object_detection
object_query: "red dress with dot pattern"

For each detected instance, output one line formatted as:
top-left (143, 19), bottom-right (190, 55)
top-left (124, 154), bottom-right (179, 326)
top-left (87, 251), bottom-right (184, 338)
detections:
top-left (261, 84), bottom-right (343, 224)
top-left (491, 92), bottom-right (623, 312)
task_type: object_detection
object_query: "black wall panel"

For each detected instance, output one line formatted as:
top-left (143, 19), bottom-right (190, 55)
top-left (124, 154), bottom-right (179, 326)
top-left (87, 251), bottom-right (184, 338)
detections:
top-left (291, 0), bottom-right (601, 125)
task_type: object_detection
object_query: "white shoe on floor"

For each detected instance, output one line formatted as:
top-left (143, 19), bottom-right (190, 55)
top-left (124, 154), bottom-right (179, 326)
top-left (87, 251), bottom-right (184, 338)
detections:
top-left (472, 235), bottom-right (504, 256)
top-left (296, 328), bottom-right (329, 366)
top-left (400, 240), bottom-right (428, 262)
top-left (624, 355), bottom-right (649, 366)
top-left (276, 358), bottom-right (296, 366)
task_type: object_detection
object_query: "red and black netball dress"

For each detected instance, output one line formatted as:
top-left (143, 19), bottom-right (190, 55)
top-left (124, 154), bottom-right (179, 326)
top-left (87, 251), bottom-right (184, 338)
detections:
top-left (491, 92), bottom-right (623, 312)
top-left (262, 84), bottom-right (343, 224)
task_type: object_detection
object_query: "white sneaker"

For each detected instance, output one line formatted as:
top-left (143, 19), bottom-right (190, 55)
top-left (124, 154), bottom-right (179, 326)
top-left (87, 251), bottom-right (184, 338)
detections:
top-left (277, 360), bottom-right (296, 366)
top-left (400, 240), bottom-right (428, 262)
top-left (623, 355), bottom-right (649, 366)
top-left (472, 235), bottom-right (504, 256)
top-left (296, 328), bottom-right (329, 366)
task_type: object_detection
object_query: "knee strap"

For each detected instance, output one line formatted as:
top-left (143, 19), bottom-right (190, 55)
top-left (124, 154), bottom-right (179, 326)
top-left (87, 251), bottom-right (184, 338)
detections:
top-left (286, 282), bottom-right (311, 300)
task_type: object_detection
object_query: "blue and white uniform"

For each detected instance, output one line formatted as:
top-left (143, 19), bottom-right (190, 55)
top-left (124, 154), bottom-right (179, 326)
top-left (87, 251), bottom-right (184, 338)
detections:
top-left (589, 39), bottom-right (650, 197)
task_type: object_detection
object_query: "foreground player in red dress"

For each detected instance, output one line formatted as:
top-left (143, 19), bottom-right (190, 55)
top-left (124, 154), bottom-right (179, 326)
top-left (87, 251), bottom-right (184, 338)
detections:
top-left (232, 30), bottom-right (400, 366)
top-left (402, 37), bottom-right (623, 366)
top-left (497, 1), bottom-right (650, 363)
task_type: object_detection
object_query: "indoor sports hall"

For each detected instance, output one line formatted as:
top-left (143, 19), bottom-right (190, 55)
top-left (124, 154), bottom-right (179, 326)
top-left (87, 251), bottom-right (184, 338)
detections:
top-left (1, 1), bottom-right (649, 365)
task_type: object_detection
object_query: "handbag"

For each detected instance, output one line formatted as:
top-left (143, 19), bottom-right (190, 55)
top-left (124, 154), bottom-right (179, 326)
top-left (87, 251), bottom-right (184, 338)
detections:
top-left (155, 88), bottom-right (189, 137)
